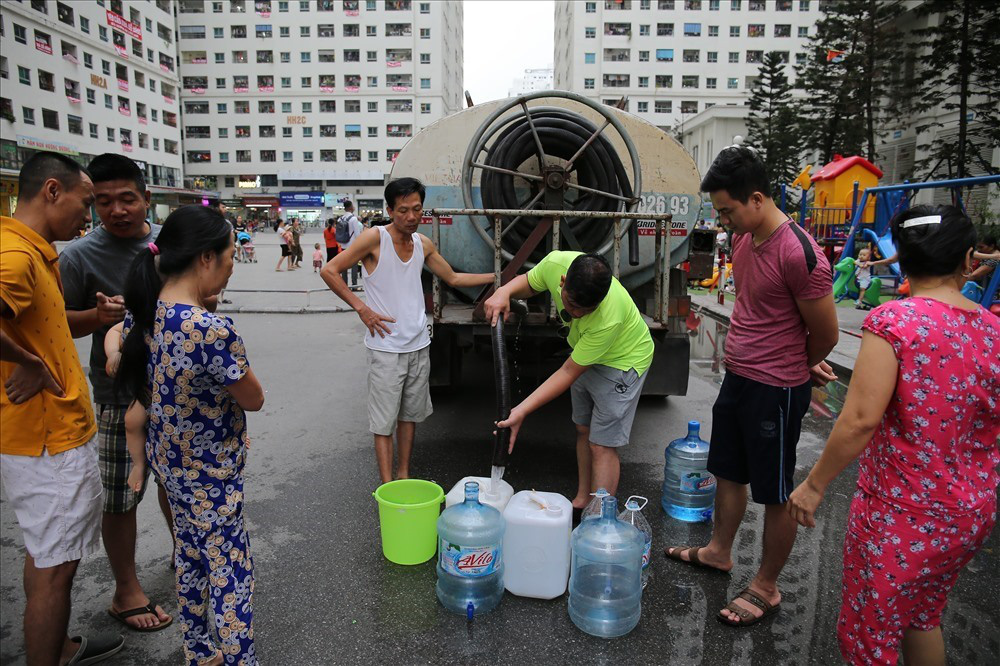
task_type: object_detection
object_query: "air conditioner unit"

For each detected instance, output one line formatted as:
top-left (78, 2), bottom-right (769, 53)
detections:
top-left (355, 188), bottom-right (363, 194)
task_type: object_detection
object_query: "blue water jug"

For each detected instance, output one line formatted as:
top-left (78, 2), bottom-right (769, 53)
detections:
top-left (662, 421), bottom-right (717, 522)
top-left (568, 495), bottom-right (644, 638)
top-left (436, 481), bottom-right (505, 617)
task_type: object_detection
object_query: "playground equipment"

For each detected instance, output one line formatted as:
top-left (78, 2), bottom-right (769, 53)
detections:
top-left (698, 262), bottom-right (732, 289)
top-left (832, 257), bottom-right (882, 306)
top-left (390, 91), bottom-right (718, 395)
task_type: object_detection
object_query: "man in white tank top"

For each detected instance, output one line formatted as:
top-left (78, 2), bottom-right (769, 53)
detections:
top-left (320, 178), bottom-right (493, 483)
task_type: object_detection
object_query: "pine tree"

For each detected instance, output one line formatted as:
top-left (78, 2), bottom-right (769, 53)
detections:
top-left (905, 0), bottom-right (1000, 179)
top-left (794, 0), bottom-right (905, 163)
top-left (746, 51), bottom-right (802, 199)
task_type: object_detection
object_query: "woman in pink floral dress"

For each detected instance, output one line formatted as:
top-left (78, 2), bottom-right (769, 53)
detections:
top-left (787, 204), bottom-right (999, 666)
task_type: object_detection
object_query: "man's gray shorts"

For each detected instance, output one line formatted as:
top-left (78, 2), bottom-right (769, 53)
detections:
top-left (571, 365), bottom-right (647, 447)
top-left (367, 346), bottom-right (433, 436)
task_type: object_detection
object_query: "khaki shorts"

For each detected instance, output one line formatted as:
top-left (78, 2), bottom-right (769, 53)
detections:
top-left (366, 346), bottom-right (433, 436)
top-left (0, 436), bottom-right (103, 567)
top-left (571, 365), bottom-right (647, 447)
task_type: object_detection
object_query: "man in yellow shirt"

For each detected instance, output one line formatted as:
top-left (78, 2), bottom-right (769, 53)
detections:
top-left (485, 251), bottom-right (654, 513)
top-left (1, 152), bottom-right (124, 665)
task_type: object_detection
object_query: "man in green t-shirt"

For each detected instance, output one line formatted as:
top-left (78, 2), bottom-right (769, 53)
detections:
top-left (484, 251), bottom-right (654, 511)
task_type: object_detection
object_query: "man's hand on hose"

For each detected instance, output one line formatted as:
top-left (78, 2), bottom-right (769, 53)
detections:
top-left (483, 291), bottom-right (511, 327)
top-left (494, 405), bottom-right (526, 453)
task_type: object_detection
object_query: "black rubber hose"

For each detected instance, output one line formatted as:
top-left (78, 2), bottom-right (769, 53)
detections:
top-left (480, 109), bottom-right (633, 262)
top-left (491, 319), bottom-right (511, 467)
top-left (628, 220), bottom-right (639, 266)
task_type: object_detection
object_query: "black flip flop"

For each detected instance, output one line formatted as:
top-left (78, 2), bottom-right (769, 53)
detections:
top-left (664, 546), bottom-right (731, 574)
top-left (107, 603), bottom-right (173, 632)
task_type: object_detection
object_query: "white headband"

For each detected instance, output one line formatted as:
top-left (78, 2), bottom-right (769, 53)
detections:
top-left (901, 215), bottom-right (942, 228)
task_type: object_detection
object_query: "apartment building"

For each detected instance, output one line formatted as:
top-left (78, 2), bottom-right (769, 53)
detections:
top-left (508, 67), bottom-right (554, 98)
top-left (554, 0), bottom-right (821, 132)
top-left (174, 0), bottom-right (463, 219)
top-left (0, 0), bottom-right (187, 218)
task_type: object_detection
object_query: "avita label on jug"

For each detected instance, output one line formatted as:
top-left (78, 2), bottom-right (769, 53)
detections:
top-left (679, 471), bottom-right (717, 494)
top-left (439, 541), bottom-right (501, 577)
top-left (641, 542), bottom-right (651, 569)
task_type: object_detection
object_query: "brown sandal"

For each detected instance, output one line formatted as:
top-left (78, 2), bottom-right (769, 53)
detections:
top-left (664, 546), bottom-right (731, 574)
top-left (107, 603), bottom-right (173, 632)
top-left (717, 587), bottom-right (780, 627)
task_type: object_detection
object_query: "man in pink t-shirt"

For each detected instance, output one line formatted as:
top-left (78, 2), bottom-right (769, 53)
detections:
top-left (665, 146), bottom-right (839, 627)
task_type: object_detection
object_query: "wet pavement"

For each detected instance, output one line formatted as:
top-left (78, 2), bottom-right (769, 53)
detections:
top-left (2, 300), bottom-right (997, 664)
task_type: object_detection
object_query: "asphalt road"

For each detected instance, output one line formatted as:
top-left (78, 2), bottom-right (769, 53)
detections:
top-left (1, 305), bottom-right (997, 665)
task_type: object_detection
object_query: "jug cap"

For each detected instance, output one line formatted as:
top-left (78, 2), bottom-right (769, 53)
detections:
top-left (590, 488), bottom-right (610, 498)
top-left (688, 420), bottom-right (700, 429)
top-left (545, 504), bottom-right (564, 516)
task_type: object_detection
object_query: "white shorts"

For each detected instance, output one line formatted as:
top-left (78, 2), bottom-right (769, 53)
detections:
top-left (0, 437), bottom-right (103, 568)
top-left (366, 346), bottom-right (433, 436)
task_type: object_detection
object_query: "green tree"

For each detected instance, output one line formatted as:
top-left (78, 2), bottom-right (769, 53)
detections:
top-left (905, 0), bottom-right (1000, 179)
top-left (794, 0), bottom-right (905, 163)
top-left (746, 51), bottom-right (803, 199)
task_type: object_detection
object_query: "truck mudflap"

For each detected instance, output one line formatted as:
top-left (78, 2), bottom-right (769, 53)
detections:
top-left (641, 329), bottom-right (690, 397)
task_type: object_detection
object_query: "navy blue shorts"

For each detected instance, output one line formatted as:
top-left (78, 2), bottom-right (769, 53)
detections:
top-left (706, 372), bottom-right (812, 505)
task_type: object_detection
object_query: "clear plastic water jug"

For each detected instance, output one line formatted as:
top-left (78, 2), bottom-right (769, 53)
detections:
top-left (617, 496), bottom-right (652, 590)
top-left (581, 487), bottom-right (610, 522)
top-left (662, 421), bottom-right (716, 523)
top-left (568, 495), bottom-right (644, 638)
top-left (436, 481), bottom-right (505, 617)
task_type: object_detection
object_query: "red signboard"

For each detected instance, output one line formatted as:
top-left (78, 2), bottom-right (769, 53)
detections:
top-left (392, 85), bottom-right (410, 92)
top-left (117, 79), bottom-right (129, 92)
top-left (320, 86), bottom-right (335, 93)
top-left (122, 143), bottom-right (133, 152)
top-left (118, 106), bottom-right (131, 116)
top-left (107, 11), bottom-right (142, 41)
top-left (163, 95), bottom-right (175, 104)
top-left (35, 38), bottom-right (53, 55)
top-left (234, 86), bottom-right (249, 93)
top-left (258, 85), bottom-right (274, 92)
top-left (114, 45), bottom-right (128, 58)
top-left (420, 215), bottom-right (453, 225)
top-left (387, 60), bottom-right (402, 67)
top-left (345, 86), bottom-right (359, 92)
top-left (138, 116), bottom-right (148, 124)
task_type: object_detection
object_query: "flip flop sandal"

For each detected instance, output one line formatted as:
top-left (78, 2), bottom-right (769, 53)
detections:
top-left (663, 546), bottom-right (731, 574)
top-left (717, 587), bottom-right (781, 627)
top-left (108, 603), bottom-right (174, 632)
top-left (66, 634), bottom-right (125, 665)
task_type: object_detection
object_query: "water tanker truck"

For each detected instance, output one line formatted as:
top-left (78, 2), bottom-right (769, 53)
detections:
top-left (389, 91), bottom-right (715, 395)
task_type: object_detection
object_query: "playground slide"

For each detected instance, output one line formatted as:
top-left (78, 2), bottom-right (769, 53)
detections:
top-left (859, 228), bottom-right (900, 276)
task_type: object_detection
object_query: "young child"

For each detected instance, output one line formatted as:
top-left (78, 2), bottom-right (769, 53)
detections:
top-left (854, 246), bottom-right (873, 310)
top-left (104, 322), bottom-right (149, 494)
top-left (312, 242), bottom-right (324, 272)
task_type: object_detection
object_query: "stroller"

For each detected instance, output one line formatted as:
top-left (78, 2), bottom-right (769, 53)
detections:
top-left (236, 231), bottom-right (257, 263)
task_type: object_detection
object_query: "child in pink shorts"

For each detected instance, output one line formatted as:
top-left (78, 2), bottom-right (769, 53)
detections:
top-left (787, 204), bottom-right (1000, 666)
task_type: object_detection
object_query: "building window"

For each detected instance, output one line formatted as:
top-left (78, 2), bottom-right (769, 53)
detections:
top-left (346, 150), bottom-right (360, 162)
top-left (303, 127), bottom-right (313, 137)
top-left (681, 101), bottom-right (698, 114)
top-left (302, 102), bottom-right (312, 112)
top-left (280, 26), bottom-right (290, 37)
top-left (585, 27), bottom-right (596, 38)
top-left (301, 52), bottom-right (311, 62)
top-left (104, 94), bottom-right (113, 109)
top-left (657, 23), bottom-right (673, 36)
top-left (799, 0), bottom-right (810, 9)
top-left (303, 151), bottom-right (313, 162)
top-left (86, 89), bottom-right (96, 104)
top-left (420, 2), bottom-right (430, 13)
top-left (420, 103), bottom-right (431, 113)
top-left (683, 49), bottom-right (700, 63)
top-left (23, 107), bottom-right (35, 125)
top-left (281, 51), bottom-right (290, 63)
top-left (682, 75), bottom-right (699, 88)
top-left (654, 100), bottom-right (671, 114)
top-left (727, 77), bottom-right (738, 89)
top-left (728, 51), bottom-right (739, 63)
top-left (420, 53), bottom-right (430, 64)
top-left (585, 53), bottom-right (595, 64)
top-left (89, 123), bottom-right (98, 138)
top-left (709, 0), bottom-right (720, 8)
top-left (685, 0), bottom-right (702, 8)
top-left (218, 102), bottom-right (228, 113)
top-left (368, 151), bottom-right (378, 162)
top-left (585, 2), bottom-right (596, 12)
top-left (638, 76), bottom-right (648, 88)
top-left (99, 26), bottom-right (109, 41)
top-left (706, 77), bottom-right (717, 89)
top-left (639, 50), bottom-right (649, 62)
top-left (639, 24), bottom-right (650, 36)
top-left (80, 16), bottom-right (90, 33)
top-left (368, 101), bottom-right (379, 112)
top-left (236, 150), bottom-right (251, 163)
top-left (281, 77), bottom-right (291, 88)
top-left (655, 75), bottom-right (672, 88)
top-left (320, 124), bottom-right (336, 137)
top-left (13, 24), bottom-right (27, 44)
top-left (281, 102), bottom-right (291, 112)
top-left (584, 78), bottom-right (594, 90)
top-left (708, 25), bottom-right (719, 37)
top-left (367, 26), bottom-right (377, 36)
top-left (683, 22), bottom-right (701, 36)
top-left (42, 108), bottom-right (59, 130)
top-left (300, 26), bottom-right (310, 37)
top-left (420, 78), bottom-right (430, 89)
top-left (283, 127), bottom-right (292, 137)
top-left (749, 0), bottom-right (764, 8)
top-left (707, 51), bottom-right (718, 63)
top-left (218, 128), bottom-right (228, 138)
top-left (283, 151), bottom-right (293, 162)
top-left (746, 50), bottom-right (763, 63)
top-left (261, 150), bottom-right (275, 162)
top-left (798, 26), bottom-right (808, 37)
top-left (637, 101), bottom-right (648, 113)
top-left (301, 76), bottom-right (312, 87)
top-left (656, 49), bottom-right (673, 62)
top-left (18, 67), bottom-right (31, 86)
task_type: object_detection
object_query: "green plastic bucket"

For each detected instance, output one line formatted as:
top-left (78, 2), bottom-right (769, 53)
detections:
top-left (373, 479), bottom-right (445, 565)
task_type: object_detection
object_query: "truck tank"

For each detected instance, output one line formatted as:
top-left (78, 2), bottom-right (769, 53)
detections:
top-left (389, 91), bottom-right (713, 395)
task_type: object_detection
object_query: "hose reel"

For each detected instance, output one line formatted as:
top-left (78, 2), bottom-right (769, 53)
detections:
top-left (461, 91), bottom-right (643, 266)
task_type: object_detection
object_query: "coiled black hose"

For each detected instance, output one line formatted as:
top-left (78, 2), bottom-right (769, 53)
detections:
top-left (480, 109), bottom-right (637, 264)
top-left (491, 319), bottom-right (511, 467)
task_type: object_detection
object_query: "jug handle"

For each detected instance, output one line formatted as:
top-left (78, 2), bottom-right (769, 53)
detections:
top-left (625, 495), bottom-right (649, 511)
